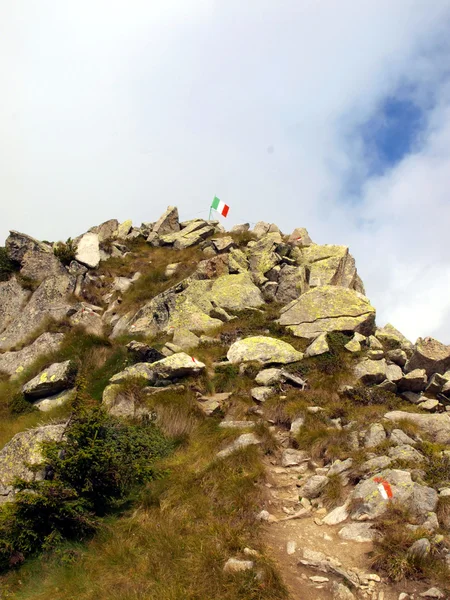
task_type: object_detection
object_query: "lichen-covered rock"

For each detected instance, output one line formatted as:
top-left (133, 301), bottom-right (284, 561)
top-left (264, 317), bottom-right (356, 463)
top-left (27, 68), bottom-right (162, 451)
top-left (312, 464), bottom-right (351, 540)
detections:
top-left (274, 265), bottom-right (308, 304)
top-left (354, 359), bottom-right (387, 385)
top-left (298, 475), bottom-right (329, 499)
top-left (89, 218), bottom-right (119, 242)
top-left (68, 304), bottom-right (104, 336)
top-left (160, 220), bottom-right (214, 249)
top-left (152, 206), bottom-right (180, 235)
top-left (251, 386), bottom-right (273, 402)
top-left (387, 348), bottom-right (408, 367)
top-left (405, 337), bottom-right (450, 377)
top-left (5, 230), bottom-right (51, 264)
top-left (375, 324), bottom-right (413, 353)
top-left (0, 423), bottom-right (66, 503)
top-left (426, 373), bottom-right (448, 395)
top-left (281, 449), bottom-right (309, 467)
top-left (227, 336), bottom-right (303, 365)
top-left (110, 363), bottom-right (156, 385)
top-left (279, 286), bottom-right (375, 339)
top-left (288, 227), bottom-right (313, 246)
top-left (338, 523), bottom-right (378, 543)
top-left (398, 369), bottom-right (428, 393)
top-left (150, 352), bottom-right (205, 380)
top-left (23, 360), bottom-right (74, 399)
top-left (384, 411), bottom-right (450, 444)
top-left (0, 274), bottom-right (74, 351)
top-left (305, 332), bottom-right (330, 357)
top-left (0, 332), bottom-right (64, 377)
top-left (172, 328), bottom-right (200, 351)
top-left (252, 221), bottom-right (281, 238)
top-left (0, 277), bottom-right (30, 335)
top-left (126, 341), bottom-right (165, 363)
top-left (388, 444), bottom-right (424, 463)
top-left (228, 248), bottom-right (249, 274)
top-left (115, 219), bottom-right (133, 239)
top-left (386, 363), bottom-right (403, 384)
top-left (209, 273), bottom-right (264, 311)
top-left (34, 388), bottom-right (76, 412)
top-left (75, 232), bottom-right (100, 269)
top-left (255, 368), bottom-right (282, 386)
top-left (364, 423), bottom-right (386, 448)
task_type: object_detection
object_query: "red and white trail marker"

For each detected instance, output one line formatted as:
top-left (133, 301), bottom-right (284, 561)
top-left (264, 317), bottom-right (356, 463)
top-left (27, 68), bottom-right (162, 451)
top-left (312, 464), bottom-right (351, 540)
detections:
top-left (373, 477), bottom-right (393, 500)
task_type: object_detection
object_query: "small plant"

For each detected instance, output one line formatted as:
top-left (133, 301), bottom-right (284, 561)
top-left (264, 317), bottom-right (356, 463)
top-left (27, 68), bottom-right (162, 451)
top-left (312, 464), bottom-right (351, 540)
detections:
top-left (53, 238), bottom-right (77, 266)
top-left (0, 247), bottom-right (19, 282)
top-left (343, 385), bottom-right (401, 409)
top-left (322, 474), bottom-right (344, 509)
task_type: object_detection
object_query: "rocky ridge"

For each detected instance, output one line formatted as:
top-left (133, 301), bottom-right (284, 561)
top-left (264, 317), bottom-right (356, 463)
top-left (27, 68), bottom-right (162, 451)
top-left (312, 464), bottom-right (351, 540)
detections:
top-left (0, 206), bottom-right (450, 598)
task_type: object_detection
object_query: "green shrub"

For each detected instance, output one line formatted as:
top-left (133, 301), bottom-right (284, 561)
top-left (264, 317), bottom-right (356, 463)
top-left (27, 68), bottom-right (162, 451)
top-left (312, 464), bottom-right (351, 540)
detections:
top-left (0, 247), bottom-right (18, 282)
top-left (53, 238), bottom-right (77, 266)
top-left (343, 385), bottom-right (401, 409)
top-left (0, 408), bottom-right (173, 570)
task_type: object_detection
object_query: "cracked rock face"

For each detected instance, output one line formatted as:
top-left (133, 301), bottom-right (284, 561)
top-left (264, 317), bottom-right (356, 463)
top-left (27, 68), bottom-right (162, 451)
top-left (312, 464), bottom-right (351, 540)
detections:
top-left (279, 285), bottom-right (376, 339)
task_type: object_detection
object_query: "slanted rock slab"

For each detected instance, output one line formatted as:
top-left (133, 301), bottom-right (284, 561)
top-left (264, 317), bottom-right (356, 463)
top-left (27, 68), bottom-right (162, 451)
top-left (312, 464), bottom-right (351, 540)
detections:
top-left (23, 360), bottom-right (75, 399)
top-left (217, 433), bottom-right (261, 458)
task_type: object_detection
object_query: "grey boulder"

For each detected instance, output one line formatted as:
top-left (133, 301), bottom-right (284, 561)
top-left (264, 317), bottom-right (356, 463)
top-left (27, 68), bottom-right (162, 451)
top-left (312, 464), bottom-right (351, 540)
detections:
top-left (22, 360), bottom-right (75, 399)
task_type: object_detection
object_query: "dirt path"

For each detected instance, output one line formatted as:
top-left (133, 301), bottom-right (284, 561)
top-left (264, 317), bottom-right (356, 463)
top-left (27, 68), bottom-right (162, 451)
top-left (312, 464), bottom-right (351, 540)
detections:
top-left (259, 432), bottom-right (429, 600)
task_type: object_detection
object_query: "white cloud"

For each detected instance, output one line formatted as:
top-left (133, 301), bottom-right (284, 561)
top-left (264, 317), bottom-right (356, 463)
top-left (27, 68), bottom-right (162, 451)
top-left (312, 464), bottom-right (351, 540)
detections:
top-left (1, 0), bottom-right (450, 341)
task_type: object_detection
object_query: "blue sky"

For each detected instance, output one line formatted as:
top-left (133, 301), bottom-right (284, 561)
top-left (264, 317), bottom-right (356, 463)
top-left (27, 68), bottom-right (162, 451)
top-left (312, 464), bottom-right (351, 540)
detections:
top-left (1, 0), bottom-right (450, 342)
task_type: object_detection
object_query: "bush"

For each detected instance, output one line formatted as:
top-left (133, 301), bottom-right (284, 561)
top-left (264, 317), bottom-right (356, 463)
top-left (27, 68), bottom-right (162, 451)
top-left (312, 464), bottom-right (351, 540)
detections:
top-left (53, 238), bottom-right (77, 266)
top-left (0, 408), bottom-right (173, 570)
top-left (343, 385), bottom-right (400, 409)
top-left (0, 247), bottom-right (18, 282)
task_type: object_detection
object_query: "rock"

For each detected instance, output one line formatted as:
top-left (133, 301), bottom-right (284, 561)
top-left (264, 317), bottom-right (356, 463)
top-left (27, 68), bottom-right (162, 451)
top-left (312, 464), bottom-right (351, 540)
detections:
top-left (386, 363), bottom-right (403, 384)
top-left (209, 273), bottom-right (264, 311)
top-left (375, 324), bottom-right (413, 352)
top-left (401, 391), bottom-right (422, 404)
top-left (419, 588), bottom-right (445, 598)
top-left (422, 512), bottom-right (439, 532)
top-left (398, 369), bottom-right (428, 393)
top-left (298, 475), bottom-right (329, 499)
top-left (323, 503), bottom-right (350, 525)
top-left (197, 392), bottom-right (231, 416)
top-left (290, 417), bottom-right (305, 435)
top-left (388, 444), bottom-right (424, 462)
top-left (211, 236), bottom-right (235, 253)
top-left (279, 286), bottom-right (375, 339)
top-left (126, 341), bottom-right (165, 363)
top-left (223, 558), bottom-right (254, 573)
top-left (281, 449), bottom-right (309, 467)
top-left (286, 540), bottom-right (297, 555)
top-left (151, 352), bottom-right (205, 380)
top-left (418, 398), bottom-right (439, 411)
top-left (0, 277), bottom-right (30, 335)
top-left (328, 458), bottom-right (353, 477)
top-left (110, 363), bottom-right (156, 385)
top-left (384, 411), bottom-right (450, 444)
top-left (165, 262), bottom-right (180, 277)
top-left (33, 388), bottom-right (76, 412)
top-left (305, 333), bottom-right (330, 357)
top-left (378, 379), bottom-right (397, 393)
top-left (22, 360), bottom-right (75, 399)
top-left (112, 276), bottom-right (133, 294)
top-left (288, 227), bottom-right (313, 246)
top-left (196, 255), bottom-right (229, 279)
top-left (426, 373), bottom-right (448, 395)
top-left (230, 223), bottom-right (250, 234)
top-left (0, 332), bottom-right (64, 377)
top-left (390, 429), bottom-right (416, 446)
top-left (115, 219), bottom-right (133, 239)
top-left (354, 359), bottom-right (387, 385)
top-left (405, 337), bottom-right (450, 377)
top-left (75, 232), bottom-right (100, 268)
top-left (251, 387), bottom-right (273, 403)
top-left (344, 337), bottom-right (362, 353)
top-left (0, 274), bottom-right (74, 351)
top-left (172, 328), bottom-right (200, 350)
top-left (0, 423), bottom-right (66, 503)
top-left (90, 218), bottom-right (119, 242)
top-left (252, 221), bottom-right (280, 238)
top-left (228, 248), bottom-right (249, 274)
top-left (368, 335), bottom-right (383, 350)
top-left (102, 384), bottom-right (151, 419)
top-left (332, 582), bottom-right (356, 600)
top-left (255, 368), bottom-right (282, 386)
top-left (161, 221), bottom-right (215, 249)
top-left (408, 538), bottom-right (431, 559)
top-left (227, 336), bottom-right (303, 365)
top-left (338, 523), bottom-right (378, 543)
top-left (350, 469), bottom-right (437, 520)
top-left (217, 433), bottom-right (261, 458)
top-left (387, 348), bottom-right (408, 367)
top-left (367, 349), bottom-right (384, 360)
top-left (152, 206), bottom-right (180, 235)
top-left (218, 421), bottom-right (255, 429)
top-left (5, 230), bottom-right (51, 264)
top-left (68, 304), bottom-right (104, 336)
top-left (360, 456), bottom-right (392, 473)
top-left (274, 265), bottom-right (308, 304)
top-left (364, 423), bottom-right (386, 448)
top-left (310, 575), bottom-right (328, 583)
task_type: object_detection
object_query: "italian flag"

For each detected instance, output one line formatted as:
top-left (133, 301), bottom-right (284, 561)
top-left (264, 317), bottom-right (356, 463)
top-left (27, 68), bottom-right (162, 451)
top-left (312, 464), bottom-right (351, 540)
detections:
top-left (211, 196), bottom-right (229, 217)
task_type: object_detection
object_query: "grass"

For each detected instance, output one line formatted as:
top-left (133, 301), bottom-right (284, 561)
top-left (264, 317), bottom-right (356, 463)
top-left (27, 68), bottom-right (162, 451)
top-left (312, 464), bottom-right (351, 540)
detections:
top-left (1, 403), bottom-right (287, 600)
top-left (322, 473), bottom-right (345, 509)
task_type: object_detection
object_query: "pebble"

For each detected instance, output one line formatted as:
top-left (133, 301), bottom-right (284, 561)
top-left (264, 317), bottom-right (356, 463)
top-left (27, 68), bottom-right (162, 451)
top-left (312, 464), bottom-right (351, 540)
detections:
top-left (309, 576), bottom-right (329, 583)
top-left (286, 540), bottom-right (296, 555)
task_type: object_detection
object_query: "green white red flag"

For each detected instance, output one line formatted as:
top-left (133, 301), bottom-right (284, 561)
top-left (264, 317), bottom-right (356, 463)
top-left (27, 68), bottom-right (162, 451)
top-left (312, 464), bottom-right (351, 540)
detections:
top-left (211, 196), bottom-right (229, 217)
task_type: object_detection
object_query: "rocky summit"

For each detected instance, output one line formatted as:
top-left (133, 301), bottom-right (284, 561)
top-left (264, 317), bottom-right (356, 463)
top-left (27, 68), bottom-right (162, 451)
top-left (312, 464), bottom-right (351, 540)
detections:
top-left (0, 206), bottom-right (449, 600)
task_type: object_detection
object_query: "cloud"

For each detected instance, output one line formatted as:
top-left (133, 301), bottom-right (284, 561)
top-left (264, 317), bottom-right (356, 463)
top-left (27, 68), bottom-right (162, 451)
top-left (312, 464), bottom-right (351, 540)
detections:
top-left (1, 0), bottom-right (450, 341)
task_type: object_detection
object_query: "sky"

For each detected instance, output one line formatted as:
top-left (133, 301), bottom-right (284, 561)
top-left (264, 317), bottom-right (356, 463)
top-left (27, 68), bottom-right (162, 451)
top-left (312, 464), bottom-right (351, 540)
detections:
top-left (1, 0), bottom-right (450, 343)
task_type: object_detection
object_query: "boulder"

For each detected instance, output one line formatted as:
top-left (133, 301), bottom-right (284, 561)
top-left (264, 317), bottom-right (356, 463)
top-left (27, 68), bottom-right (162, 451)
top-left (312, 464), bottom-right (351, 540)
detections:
top-left (350, 469), bottom-right (437, 520)
top-left (252, 221), bottom-right (281, 238)
top-left (384, 411), bottom-right (450, 444)
top-left (274, 265), bottom-right (308, 304)
top-left (89, 219), bottom-right (119, 242)
top-left (150, 352), bottom-right (205, 380)
top-left (230, 223), bottom-right (250, 234)
top-left (298, 245), bottom-right (356, 289)
top-left (110, 363), bottom-right (156, 385)
top-left (0, 332), bottom-right (64, 377)
top-left (338, 523), bottom-right (378, 543)
top-left (328, 458), bottom-right (353, 477)
top-left (126, 341), bottom-right (165, 363)
top-left (251, 386), bottom-right (273, 403)
top-left (354, 359), bottom-right (387, 385)
top-left (298, 475), bottom-right (329, 499)
top-left (217, 433), bottom-right (261, 458)
top-left (390, 429), bottom-right (416, 446)
top-left (197, 392), bottom-right (232, 416)
top-left (22, 360), bottom-right (74, 399)
top-left (172, 328), bottom-right (200, 350)
top-left (160, 220), bottom-right (214, 249)
top-left (305, 333), bottom-right (330, 357)
top-left (360, 456), bottom-right (392, 474)
top-left (255, 368), bottom-right (283, 386)
top-left (5, 230), bottom-right (52, 264)
top-left (0, 277), bottom-right (30, 335)
top-left (34, 388), bottom-right (76, 412)
top-left (288, 227), bottom-right (313, 246)
top-left (75, 232), bottom-right (100, 268)
top-left (375, 324), bottom-right (413, 352)
top-left (405, 337), bottom-right (450, 376)
top-left (228, 248), bottom-right (249, 274)
top-left (388, 444), bottom-right (424, 462)
top-left (223, 558), bottom-right (254, 573)
top-left (398, 369), bottom-right (428, 393)
top-left (195, 255), bottom-right (229, 279)
top-left (209, 273), bottom-right (264, 311)
top-left (426, 373), bottom-right (448, 395)
top-left (281, 449), bottom-right (309, 467)
top-left (115, 220), bottom-right (133, 239)
top-left (364, 423), bottom-right (386, 448)
top-left (0, 274), bottom-right (74, 351)
top-left (279, 286), bottom-right (375, 339)
top-left (387, 348), bottom-right (408, 367)
top-left (102, 384), bottom-right (151, 419)
top-left (418, 398), bottom-right (439, 411)
top-left (0, 424), bottom-right (66, 503)
top-left (386, 363), bottom-right (403, 384)
top-left (227, 336), bottom-right (303, 365)
top-left (152, 206), bottom-right (180, 235)
top-left (211, 237), bottom-right (235, 253)
top-left (322, 504), bottom-right (350, 526)
top-left (68, 304), bottom-right (104, 336)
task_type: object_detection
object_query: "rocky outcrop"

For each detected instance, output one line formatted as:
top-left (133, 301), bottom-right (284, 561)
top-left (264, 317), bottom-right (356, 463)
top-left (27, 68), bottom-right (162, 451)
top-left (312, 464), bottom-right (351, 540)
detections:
top-left (0, 277), bottom-right (30, 335)
top-left (22, 360), bottom-right (75, 399)
top-left (227, 336), bottom-right (303, 364)
top-left (0, 423), bottom-right (66, 503)
top-left (5, 231), bottom-right (52, 264)
top-left (0, 332), bottom-right (64, 377)
top-left (5, 230), bottom-right (66, 282)
top-left (152, 206), bottom-right (180, 236)
top-left (279, 286), bottom-right (375, 339)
